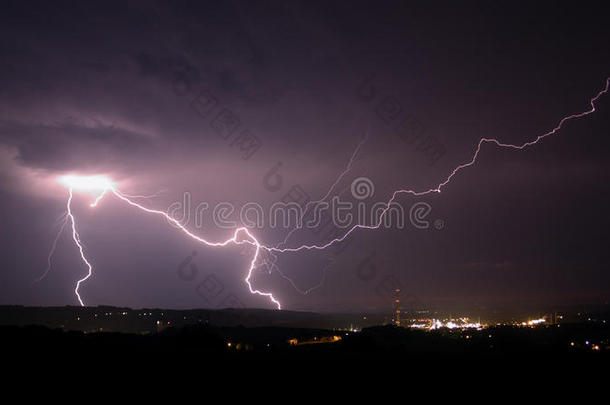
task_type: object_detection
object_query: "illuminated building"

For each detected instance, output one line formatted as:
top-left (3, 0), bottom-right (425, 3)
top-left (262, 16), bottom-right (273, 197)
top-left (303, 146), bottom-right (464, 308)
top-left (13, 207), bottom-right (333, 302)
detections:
top-left (394, 289), bottom-right (401, 327)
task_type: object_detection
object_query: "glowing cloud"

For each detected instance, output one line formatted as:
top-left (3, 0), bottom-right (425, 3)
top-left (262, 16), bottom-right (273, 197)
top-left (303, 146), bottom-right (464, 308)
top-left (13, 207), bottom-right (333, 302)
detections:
top-left (58, 175), bottom-right (115, 193)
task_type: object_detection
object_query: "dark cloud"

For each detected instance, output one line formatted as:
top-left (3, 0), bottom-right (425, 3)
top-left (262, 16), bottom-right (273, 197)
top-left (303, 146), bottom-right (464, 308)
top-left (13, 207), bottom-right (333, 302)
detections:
top-left (0, 0), bottom-right (609, 311)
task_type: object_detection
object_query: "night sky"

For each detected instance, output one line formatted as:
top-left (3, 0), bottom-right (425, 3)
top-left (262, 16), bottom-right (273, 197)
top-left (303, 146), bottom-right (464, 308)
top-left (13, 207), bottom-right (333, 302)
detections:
top-left (1, 0), bottom-right (609, 312)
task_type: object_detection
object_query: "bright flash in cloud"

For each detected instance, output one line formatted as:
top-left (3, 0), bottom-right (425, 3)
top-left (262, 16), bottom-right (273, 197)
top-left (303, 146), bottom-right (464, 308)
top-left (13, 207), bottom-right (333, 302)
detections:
top-left (58, 175), bottom-right (115, 193)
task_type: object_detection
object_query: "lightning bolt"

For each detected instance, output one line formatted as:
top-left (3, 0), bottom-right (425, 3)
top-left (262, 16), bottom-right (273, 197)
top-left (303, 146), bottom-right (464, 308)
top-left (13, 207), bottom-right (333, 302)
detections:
top-left (262, 132), bottom-right (368, 293)
top-left (276, 131), bottom-right (369, 249)
top-left (34, 212), bottom-right (68, 282)
top-left (266, 77), bottom-right (610, 254)
top-left (66, 188), bottom-right (95, 306)
top-left (64, 183), bottom-right (280, 309)
top-left (51, 76), bottom-right (608, 310)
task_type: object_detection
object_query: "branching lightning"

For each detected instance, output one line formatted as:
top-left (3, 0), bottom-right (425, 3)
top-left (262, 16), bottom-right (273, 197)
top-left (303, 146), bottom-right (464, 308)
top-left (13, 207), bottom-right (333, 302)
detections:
top-left (262, 131), bottom-right (369, 294)
top-left (276, 130), bottom-right (369, 250)
top-left (35, 212), bottom-right (68, 282)
top-left (266, 77), bottom-right (610, 255)
top-left (59, 176), bottom-right (280, 308)
top-left (66, 188), bottom-right (95, 306)
top-left (48, 77), bottom-right (608, 310)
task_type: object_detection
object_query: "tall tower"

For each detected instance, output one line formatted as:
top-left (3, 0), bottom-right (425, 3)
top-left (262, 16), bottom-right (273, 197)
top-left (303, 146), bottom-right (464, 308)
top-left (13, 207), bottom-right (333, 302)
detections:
top-left (394, 288), bottom-right (401, 327)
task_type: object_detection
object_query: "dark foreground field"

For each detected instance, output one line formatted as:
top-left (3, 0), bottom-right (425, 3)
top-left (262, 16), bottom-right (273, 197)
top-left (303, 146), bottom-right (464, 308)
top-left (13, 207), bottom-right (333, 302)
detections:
top-left (2, 323), bottom-right (607, 366)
